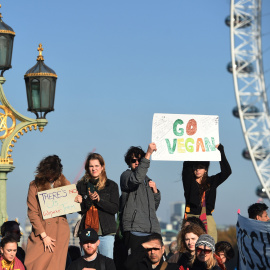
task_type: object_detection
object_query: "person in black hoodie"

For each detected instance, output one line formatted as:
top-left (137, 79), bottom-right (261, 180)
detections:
top-left (181, 144), bottom-right (231, 242)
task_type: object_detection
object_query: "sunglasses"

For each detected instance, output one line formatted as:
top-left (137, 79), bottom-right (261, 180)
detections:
top-left (196, 247), bottom-right (212, 254)
top-left (131, 158), bottom-right (141, 164)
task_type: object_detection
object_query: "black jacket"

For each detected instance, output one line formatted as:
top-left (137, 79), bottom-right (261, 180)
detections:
top-left (182, 144), bottom-right (232, 215)
top-left (190, 259), bottom-right (221, 270)
top-left (67, 254), bottom-right (116, 270)
top-left (76, 178), bottom-right (119, 235)
top-left (124, 245), bottom-right (179, 270)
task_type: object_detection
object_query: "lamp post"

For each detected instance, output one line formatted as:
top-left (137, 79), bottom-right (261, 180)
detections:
top-left (0, 5), bottom-right (57, 224)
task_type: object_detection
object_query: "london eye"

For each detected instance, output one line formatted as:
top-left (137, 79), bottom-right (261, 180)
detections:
top-left (226, 0), bottom-right (270, 199)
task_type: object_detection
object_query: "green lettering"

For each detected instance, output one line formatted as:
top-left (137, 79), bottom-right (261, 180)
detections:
top-left (204, 137), bottom-right (216, 152)
top-left (185, 138), bottom-right (194, 152)
top-left (173, 119), bottom-right (184, 136)
top-left (165, 139), bottom-right (177, 154)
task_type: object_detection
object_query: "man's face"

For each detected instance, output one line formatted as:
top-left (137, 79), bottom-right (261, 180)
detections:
top-left (130, 154), bottom-right (141, 171)
top-left (146, 240), bottom-right (165, 266)
top-left (257, 210), bottom-right (270, 222)
top-left (81, 240), bottom-right (100, 257)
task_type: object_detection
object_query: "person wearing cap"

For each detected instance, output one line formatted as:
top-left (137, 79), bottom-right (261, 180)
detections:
top-left (124, 233), bottom-right (179, 270)
top-left (120, 143), bottom-right (161, 253)
top-left (181, 144), bottom-right (231, 243)
top-left (67, 228), bottom-right (116, 270)
top-left (179, 234), bottom-right (221, 270)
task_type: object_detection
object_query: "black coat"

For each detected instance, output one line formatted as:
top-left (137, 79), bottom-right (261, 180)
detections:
top-left (124, 245), bottom-right (179, 270)
top-left (76, 178), bottom-right (119, 235)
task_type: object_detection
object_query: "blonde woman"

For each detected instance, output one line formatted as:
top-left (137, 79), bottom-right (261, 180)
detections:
top-left (76, 153), bottom-right (119, 259)
top-left (189, 234), bottom-right (221, 270)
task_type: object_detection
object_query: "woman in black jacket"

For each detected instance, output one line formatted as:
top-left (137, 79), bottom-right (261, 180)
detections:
top-left (182, 144), bottom-right (231, 242)
top-left (76, 153), bottom-right (119, 259)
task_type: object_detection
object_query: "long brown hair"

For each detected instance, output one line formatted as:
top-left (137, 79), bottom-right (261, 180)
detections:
top-left (178, 224), bottom-right (206, 252)
top-left (84, 153), bottom-right (107, 190)
top-left (34, 155), bottom-right (63, 189)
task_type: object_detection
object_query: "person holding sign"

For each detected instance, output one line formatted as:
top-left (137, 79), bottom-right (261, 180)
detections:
top-left (75, 153), bottom-right (119, 259)
top-left (24, 155), bottom-right (70, 270)
top-left (181, 144), bottom-right (231, 243)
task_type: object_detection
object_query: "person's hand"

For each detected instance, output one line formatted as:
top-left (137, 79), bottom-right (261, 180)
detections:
top-left (89, 191), bottom-right (100, 202)
top-left (142, 241), bottom-right (161, 250)
top-left (145, 143), bottom-right (157, 160)
top-left (75, 195), bottom-right (82, 203)
top-left (215, 144), bottom-right (220, 148)
top-left (82, 268), bottom-right (96, 270)
top-left (42, 235), bottom-right (56, 252)
top-left (149, 180), bottom-right (158, 193)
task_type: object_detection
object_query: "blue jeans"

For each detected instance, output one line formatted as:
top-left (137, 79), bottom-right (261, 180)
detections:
top-left (98, 235), bottom-right (115, 259)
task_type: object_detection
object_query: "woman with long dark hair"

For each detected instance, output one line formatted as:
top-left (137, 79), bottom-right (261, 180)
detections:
top-left (0, 236), bottom-right (25, 270)
top-left (24, 155), bottom-right (70, 270)
top-left (76, 153), bottom-right (119, 259)
top-left (182, 144), bottom-right (231, 242)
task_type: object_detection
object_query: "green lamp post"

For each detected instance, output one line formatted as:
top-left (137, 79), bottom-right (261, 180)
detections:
top-left (0, 5), bottom-right (57, 224)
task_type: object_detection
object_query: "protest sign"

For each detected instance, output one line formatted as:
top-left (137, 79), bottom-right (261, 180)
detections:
top-left (151, 113), bottom-right (220, 161)
top-left (237, 214), bottom-right (270, 270)
top-left (38, 184), bottom-right (81, 219)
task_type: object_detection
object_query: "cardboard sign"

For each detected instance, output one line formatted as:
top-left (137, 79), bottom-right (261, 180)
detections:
top-left (237, 214), bottom-right (270, 270)
top-left (38, 184), bottom-right (81, 219)
top-left (151, 113), bottom-right (220, 161)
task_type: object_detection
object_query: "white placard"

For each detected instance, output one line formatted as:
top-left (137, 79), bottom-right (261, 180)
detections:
top-left (38, 184), bottom-right (81, 219)
top-left (237, 214), bottom-right (270, 270)
top-left (151, 113), bottom-right (220, 161)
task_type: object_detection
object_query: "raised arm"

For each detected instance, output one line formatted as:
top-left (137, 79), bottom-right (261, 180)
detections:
top-left (182, 161), bottom-right (195, 197)
top-left (120, 143), bottom-right (157, 191)
top-left (209, 144), bottom-right (232, 187)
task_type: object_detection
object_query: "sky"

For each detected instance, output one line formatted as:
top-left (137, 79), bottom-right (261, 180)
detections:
top-left (1, 0), bottom-right (270, 228)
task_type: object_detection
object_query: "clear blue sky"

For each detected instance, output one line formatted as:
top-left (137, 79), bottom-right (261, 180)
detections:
top-left (2, 0), bottom-right (270, 226)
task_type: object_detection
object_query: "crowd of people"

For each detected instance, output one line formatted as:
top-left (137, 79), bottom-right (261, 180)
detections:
top-left (0, 142), bottom-right (269, 270)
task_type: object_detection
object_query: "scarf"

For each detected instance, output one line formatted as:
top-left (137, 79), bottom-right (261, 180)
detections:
top-left (199, 191), bottom-right (208, 233)
top-left (1, 257), bottom-right (15, 270)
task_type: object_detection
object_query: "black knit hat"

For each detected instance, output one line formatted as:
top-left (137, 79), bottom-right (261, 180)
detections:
top-left (195, 234), bottom-right (215, 252)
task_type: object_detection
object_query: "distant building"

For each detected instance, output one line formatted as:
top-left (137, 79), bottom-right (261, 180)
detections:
top-left (170, 201), bottom-right (185, 231)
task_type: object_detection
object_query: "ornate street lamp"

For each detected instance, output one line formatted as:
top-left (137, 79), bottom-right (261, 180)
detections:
top-left (0, 5), bottom-right (57, 224)
top-left (0, 4), bottom-right (15, 75)
top-left (24, 44), bottom-right (57, 119)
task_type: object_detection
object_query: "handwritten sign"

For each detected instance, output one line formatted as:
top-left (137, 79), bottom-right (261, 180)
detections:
top-left (38, 184), bottom-right (81, 219)
top-left (237, 214), bottom-right (270, 270)
top-left (151, 113), bottom-right (220, 161)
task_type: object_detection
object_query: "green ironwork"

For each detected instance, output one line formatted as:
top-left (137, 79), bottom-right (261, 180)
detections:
top-left (0, 77), bottom-right (48, 224)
